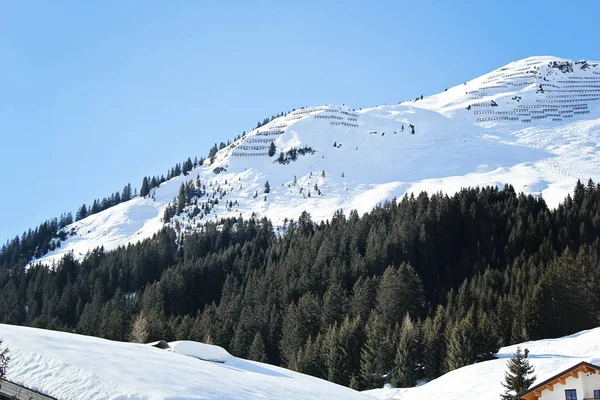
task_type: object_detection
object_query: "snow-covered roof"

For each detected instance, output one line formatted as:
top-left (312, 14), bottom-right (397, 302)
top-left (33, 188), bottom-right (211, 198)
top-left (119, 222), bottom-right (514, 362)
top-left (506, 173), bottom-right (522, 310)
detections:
top-left (0, 324), bottom-right (370, 400)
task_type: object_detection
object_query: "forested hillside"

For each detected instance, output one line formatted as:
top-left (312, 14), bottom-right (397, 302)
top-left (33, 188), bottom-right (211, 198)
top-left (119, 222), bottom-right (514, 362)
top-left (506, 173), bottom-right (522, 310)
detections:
top-left (1, 181), bottom-right (599, 390)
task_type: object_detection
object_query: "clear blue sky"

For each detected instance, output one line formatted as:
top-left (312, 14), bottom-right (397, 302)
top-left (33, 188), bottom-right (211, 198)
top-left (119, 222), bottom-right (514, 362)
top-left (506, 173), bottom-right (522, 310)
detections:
top-left (1, 0), bottom-right (599, 244)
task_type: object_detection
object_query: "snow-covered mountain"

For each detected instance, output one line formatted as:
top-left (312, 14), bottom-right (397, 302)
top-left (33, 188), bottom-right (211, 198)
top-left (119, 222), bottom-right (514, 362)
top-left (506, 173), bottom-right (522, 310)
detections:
top-left (0, 323), bottom-right (370, 400)
top-left (366, 325), bottom-right (600, 400)
top-left (34, 56), bottom-right (600, 265)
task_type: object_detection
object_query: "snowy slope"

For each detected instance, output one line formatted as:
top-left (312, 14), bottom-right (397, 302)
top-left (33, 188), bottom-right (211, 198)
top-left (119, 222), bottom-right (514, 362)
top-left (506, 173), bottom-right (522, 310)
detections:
top-left (32, 56), bottom-right (600, 265)
top-left (0, 324), bottom-right (371, 400)
top-left (365, 326), bottom-right (600, 400)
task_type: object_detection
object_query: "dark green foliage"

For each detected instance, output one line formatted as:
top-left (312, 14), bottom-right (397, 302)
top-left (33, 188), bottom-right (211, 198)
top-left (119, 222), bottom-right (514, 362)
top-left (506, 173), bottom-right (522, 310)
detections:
top-left (268, 142), bottom-right (276, 157)
top-left (248, 332), bottom-right (268, 363)
top-left (140, 177), bottom-right (150, 197)
top-left (391, 314), bottom-right (421, 388)
top-left (264, 181), bottom-right (270, 194)
top-left (501, 347), bottom-right (536, 399)
top-left (359, 311), bottom-right (395, 389)
top-left (1, 182), bottom-right (600, 390)
top-left (275, 146), bottom-right (315, 164)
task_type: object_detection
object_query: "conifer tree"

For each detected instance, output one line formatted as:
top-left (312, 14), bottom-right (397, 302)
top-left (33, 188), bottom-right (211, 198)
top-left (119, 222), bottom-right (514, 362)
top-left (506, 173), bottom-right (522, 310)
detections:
top-left (444, 310), bottom-right (475, 372)
top-left (268, 142), bottom-right (276, 157)
top-left (297, 334), bottom-right (325, 378)
top-left (177, 183), bottom-right (186, 214)
top-left (264, 181), bottom-right (271, 194)
top-left (359, 311), bottom-right (394, 389)
top-left (75, 204), bottom-right (88, 221)
top-left (501, 347), bottom-right (536, 399)
top-left (140, 177), bottom-right (150, 197)
top-left (423, 306), bottom-right (445, 379)
top-left (248, 332), bottom-right (268, 363)
top-left (391, 314), bottom-right (421, 388)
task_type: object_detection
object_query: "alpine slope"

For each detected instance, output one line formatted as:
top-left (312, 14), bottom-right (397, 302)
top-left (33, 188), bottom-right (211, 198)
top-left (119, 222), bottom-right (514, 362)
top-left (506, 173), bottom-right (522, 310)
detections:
top-left (33, 56), bottom-right (600, 266)
top-left (365, 326), bottom-right (600, 400)
top-left (0, 323), bottom-right (371, 400)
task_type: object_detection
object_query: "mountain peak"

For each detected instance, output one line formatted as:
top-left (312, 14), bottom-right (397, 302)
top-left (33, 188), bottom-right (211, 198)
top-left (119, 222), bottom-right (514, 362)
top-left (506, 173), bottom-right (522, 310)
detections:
top-left (31, 56), bottom-right (600, 266)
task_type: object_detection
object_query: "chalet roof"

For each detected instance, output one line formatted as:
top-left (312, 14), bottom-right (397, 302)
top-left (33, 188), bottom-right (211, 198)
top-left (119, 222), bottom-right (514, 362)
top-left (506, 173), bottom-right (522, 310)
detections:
top-left (518, 361), bottom-right (600, 399)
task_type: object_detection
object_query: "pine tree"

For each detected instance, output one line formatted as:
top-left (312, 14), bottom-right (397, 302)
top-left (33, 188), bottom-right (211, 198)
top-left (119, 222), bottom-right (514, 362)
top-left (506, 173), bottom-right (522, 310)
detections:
top-left (423, 306), bottom-right (445, 379)
top-left (177, 183), bottom-right (186, 214)
top-left (75, 204), bottom-right (88, 221)
top-left (359, 311), bottom-right (394, 389)
top-left (444, 310), bottom-right (476, 372)
top-left (297, 334), bottom-right (325, 378)
top-left (248, 332), bottom-right (267, 363)
top-left (268, 142), bottom-right (276, 157)
top-left (264, 181), bottom-right (271, 194)
top-left (391, 314), bottom-right (421, 388)
top-left (501, 347), bottom-right (536, 399)
top-left (140, 177), bottom-right (150, 197)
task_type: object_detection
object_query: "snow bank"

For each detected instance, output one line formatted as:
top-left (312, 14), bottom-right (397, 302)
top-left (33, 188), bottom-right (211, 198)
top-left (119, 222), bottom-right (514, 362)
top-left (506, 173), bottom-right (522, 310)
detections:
top-left (168, 340), bottom-right (232, 363)
top-left (366, 326), bottom-right (600, 400)
top-left (0, 324), bottom-right (371, 400)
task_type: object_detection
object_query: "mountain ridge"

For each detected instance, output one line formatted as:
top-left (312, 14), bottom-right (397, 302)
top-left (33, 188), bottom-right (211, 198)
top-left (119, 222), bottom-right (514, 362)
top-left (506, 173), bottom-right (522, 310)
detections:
top-left (28, 55), bottom-right (600, 266)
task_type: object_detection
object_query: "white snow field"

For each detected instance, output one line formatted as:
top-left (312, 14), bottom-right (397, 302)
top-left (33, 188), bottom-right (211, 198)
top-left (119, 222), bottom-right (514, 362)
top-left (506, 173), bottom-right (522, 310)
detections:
top-left (0, 323), bottom-right (371, 400)
top-left (366, 326), bottom-right (600, 400)
top-left (32, 56), bottom-right (600, 266)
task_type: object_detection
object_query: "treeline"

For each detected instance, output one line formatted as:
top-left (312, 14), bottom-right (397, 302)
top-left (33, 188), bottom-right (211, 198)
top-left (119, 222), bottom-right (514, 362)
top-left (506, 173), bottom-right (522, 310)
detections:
top-left (1, 108), bottom-right (302, 272)
top-left (1, 181), bottom-right (600, 390)
top-left (75, 183), bottom-right (135, 221)
top-left (0, 214), bottom-right (73, 266)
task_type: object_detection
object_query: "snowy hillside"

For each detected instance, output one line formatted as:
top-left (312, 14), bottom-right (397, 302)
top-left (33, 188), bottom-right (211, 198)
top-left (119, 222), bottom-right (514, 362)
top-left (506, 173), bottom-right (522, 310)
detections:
top-left (365, 325), bottom-right (600, 400)
top-left (0, 323), bottom-right (371, 400)
top-left (33, 56), bottom-right (600, 265)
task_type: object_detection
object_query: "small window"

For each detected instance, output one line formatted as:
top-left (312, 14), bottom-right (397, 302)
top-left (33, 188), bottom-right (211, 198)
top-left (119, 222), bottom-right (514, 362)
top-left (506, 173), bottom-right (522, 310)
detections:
top-left (594, 389), bottom-right (600, 399)
top-left (565, 389), bottom-right (577, 400)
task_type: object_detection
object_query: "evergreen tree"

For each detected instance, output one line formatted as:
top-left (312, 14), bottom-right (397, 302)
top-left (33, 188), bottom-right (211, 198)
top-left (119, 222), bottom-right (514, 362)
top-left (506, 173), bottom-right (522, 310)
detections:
top-left (423, 306), bottom-right (445, 379)
top-left (391, 314), bottom-right (421, 388)
top-left (359, 311), bottom-right (394, 389)
top-left (444, 310), bottom-right (476, 372)
top-left (140, 177), bottom-right (150, 197)
top-left (297, 334), bottom-right (325, 378)
top-left (75, 204), bottom-right (88, 221)
top-left (264, 181), bottom-right (271, 194)
top-left (268, 142), bottom-right (276, 157)
top-left (248, 332), bottom-right (268, 363)
top-left (323, 316), bottom-right (363, 386)
top-left (177, 184), bottom-right (186, 214)
top-left (501, 347), bottom-right (536, 399)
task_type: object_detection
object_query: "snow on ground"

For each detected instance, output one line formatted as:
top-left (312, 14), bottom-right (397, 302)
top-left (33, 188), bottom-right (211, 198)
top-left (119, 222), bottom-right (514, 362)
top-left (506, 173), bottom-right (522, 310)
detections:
top-left (0, 324), bottom-right (371, 400)
top-left (366, 326), bottom-right (600, 400)
top-left (32, 55), bottom-right (600, 266)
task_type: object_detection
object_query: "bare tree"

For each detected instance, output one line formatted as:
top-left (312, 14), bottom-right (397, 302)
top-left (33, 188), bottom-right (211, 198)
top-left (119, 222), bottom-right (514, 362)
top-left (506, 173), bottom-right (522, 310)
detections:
top-left (0, 339), bottom-right (9, 386)
top-left (203, 333), bottom-right (214, 345)
top-left (129, 314), bottom-right (149, 344)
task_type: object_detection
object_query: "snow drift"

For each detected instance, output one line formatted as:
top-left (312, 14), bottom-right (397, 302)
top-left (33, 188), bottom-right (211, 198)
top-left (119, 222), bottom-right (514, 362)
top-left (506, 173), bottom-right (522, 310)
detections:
top-left (0, 324), bottom-right (371, 400)
top-left (366, 326), bottom-right (600, 400)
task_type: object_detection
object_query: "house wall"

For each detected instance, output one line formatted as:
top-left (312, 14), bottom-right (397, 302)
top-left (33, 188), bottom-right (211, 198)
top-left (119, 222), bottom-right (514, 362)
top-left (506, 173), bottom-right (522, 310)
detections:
top-left (582, 371), bottom-right (600, 398)
top-left (539, 374), bottom-right (583, 400)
